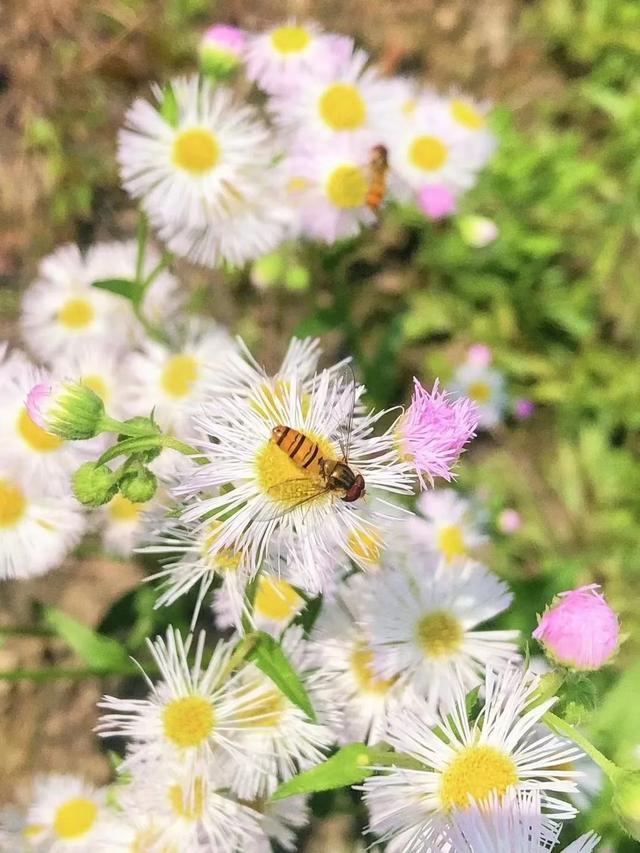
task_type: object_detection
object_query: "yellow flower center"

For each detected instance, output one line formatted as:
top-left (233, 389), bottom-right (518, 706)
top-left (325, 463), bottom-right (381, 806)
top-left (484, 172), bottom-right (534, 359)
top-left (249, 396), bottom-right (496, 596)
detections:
top-left (108, 493), bottom-right (142, 523)
top-left (58, 298), bottom-right (94, 330)
top-left (162, 695), bottom-right (215, 748)
top-left (255, 430), bottom-right (334, 508)
top-left (437, 524), bottom-right (467, 562)
top-left (254, 576), bottom-right (303, 622)
top-left (161, 353), bottom-right (199, 399)
top-left (17, 407), bottom-right (63, 452)
top-left (409, 135), bottom-right (448, 171)
top-left (347, 527), bottom-right (383, 566)
top-left (326, 164), bottom-right (368, 208)
top-left (318, 83), bottom-right (366, 131)
top-left (468, 380), bottom-right (491, 403)
top-left (271, 25), bottom-right (311, 54)
top-left (168, 777), bottom-right (205, 820)
top-left (82, 374), bottom-right (109, 402)
top-left (451, 99), bottom-right (486, 130)
top-left (201, 521), bottom-right (242, 573)
top-left (22, 824), bottom-right (45, 840)
top-left (172, 128), bottom-right (220, 175)
top-left (0, 478), bottom-right (27, 528)
top-left (250, 380), bottom-right (312, 420)
top-left (351, 645), bottom-right (396, 695)
top-left (238, 687), bottom-right (286, 728)
top-left (440, 744), bottom-right (518, 810)
top-left (416, 610), bottom-right (463, 658)
top-left (53, 797), bottom-right (98, 840)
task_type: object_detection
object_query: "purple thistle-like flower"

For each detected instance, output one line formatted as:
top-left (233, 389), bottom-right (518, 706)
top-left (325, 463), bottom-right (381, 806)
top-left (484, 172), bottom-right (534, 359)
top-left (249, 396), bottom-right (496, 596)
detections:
top-left (399, 378), bottom-right (479, 487)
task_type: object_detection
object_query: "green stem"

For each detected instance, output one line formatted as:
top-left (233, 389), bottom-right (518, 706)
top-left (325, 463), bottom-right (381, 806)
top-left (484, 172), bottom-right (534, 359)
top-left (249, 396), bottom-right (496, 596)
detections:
top-left (143, 251), bottom-right (174, 288)
top-left (98, 415), bottom-right (159, 438)
top-left (161, 436), bottom-right (206, 462)
top-left (0, 626), bottom-right (54, 637)
top-left (543, 711), bottom-right (619, 780)
top-left (221, 633), bottom-right (258, 680)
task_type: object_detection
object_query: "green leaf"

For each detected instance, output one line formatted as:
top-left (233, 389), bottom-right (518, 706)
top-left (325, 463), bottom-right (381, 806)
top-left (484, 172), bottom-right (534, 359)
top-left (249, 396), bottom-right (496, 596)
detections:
top-left (92, 278), bottom-right (141, 303)
top-left (248, 631), bottom-right (316, 721)
top-left (44, 607), bottom-right (136, 674)
top-left (160, 84), bottom-right (180, 127)
top-left (272, 743), bottom-right (375, 799)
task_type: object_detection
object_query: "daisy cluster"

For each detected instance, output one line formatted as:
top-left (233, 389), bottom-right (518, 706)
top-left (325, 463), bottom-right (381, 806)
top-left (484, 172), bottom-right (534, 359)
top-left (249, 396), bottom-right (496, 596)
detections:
top-left (117, 20), bottom-right (497, 268)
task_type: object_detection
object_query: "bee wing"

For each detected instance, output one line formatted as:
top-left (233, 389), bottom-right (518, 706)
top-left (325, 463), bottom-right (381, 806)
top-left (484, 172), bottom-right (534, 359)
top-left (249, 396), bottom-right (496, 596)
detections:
top-left (328, 362), bottom-right (357, 463)
top-left (254, 478), bottom-right (330, 523)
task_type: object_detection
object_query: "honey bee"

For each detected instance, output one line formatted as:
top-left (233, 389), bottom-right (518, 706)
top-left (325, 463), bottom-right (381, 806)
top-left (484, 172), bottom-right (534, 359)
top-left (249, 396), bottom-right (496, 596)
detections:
top-left (366, 144), bottom-right (389, 212)
top-left (266, 367), bottom-right (365, 514)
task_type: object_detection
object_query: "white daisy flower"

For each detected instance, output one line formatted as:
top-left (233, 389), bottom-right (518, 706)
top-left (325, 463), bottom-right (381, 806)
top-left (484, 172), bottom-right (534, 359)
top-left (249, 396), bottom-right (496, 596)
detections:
top-left (0, 359), bottom-right (89, 490)
top-left (0, 463), bottom-right (86, 580)
top-left (285, 137), bottom-right (377, 243)
top-left (97, 628), bottom-right (278, 781)
top-left (123, 318), bottom-right (236, 439)
top-left (408, 488), bottom-right (488, 563)
top-left (156, 185), bottom-right (292, 269)
top-left (269, 47), bottom-right (397, 144)
top-left (446, 93), bottom-right (497, 166)
top-left (386, 92), bottom-right (495, 200)
top-left (118, 75), bottom-right (278, 232)
top-left (50, 343), bottom-right (134, 422)
top-left (362, 666), bottom-right (584, 851)
top-left (245, 21), bottom-right (352, 95)
top-left (249, 795), bottom-right (311, 852)
top-left (222, 626), bottom-right (332, 799)
top-left (215, 573), bottom-right (306, 637)
top-left (450, 359), bottom-right (507, 430)
top-left (110, 764), bottom-right (263, 852)
top-left (100, 490), bottom-right (165, 559)
top-left (439, 789), bottom-right (600, 853)
top-left (142, 511), bottom-right (252, 629)
top-left (311, 574), bottom-right (416, 745)
top-left (25, 774), bottom-right (109, 852)
top-left (365, 555), bottom-right (518, 711)
top-left (176, 363), bottom-right (414, 591)
top-left (20, 241), bottom-right (181, 364)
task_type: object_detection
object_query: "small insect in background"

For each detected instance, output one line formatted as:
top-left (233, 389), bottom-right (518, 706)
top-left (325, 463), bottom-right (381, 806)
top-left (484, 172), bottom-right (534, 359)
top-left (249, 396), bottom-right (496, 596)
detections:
top-left (266, 365), bottom-right (366, 518)
top-left (366, 144), bottom-right (389, 212)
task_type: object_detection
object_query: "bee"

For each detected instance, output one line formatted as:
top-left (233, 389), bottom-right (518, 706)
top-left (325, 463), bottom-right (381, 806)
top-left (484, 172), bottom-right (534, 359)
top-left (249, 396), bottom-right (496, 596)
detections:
top-left (366, 144), bottom-right (389, 212)
top-left (266, 367), bottom-right (365, 515)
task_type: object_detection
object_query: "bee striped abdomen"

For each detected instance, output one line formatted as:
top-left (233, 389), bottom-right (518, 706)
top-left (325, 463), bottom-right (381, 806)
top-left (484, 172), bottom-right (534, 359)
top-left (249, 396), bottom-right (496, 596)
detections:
top-left (272, 426), bottom-right (323, 476)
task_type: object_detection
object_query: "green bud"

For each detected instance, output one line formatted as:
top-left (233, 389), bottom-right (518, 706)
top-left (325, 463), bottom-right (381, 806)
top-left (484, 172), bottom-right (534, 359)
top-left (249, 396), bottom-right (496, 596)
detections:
top-left (284, 264), bottom-right (311, 292)
top-left (72, 462), bottom-right (118, 507)
top-left (250, 252), bottom-right (285, 289)
top-left (613, 770), bottom-right (640, 840)
top-left (119, 468), bottom-right (157, 503)
top-left (27, 381), bottom-right (105, 440)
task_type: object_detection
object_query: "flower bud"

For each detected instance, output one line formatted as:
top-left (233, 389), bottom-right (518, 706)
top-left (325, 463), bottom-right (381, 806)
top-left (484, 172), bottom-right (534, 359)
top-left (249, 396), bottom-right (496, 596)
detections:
top-left (514, 398), bottom-right (535, 420)
top-left (250, 252), bottom-right (285, 290)
top-left (533, 584), bottom-right (620, 671)
top-left (417, 184), bottom-right (456, 220)
top-left (120, 468), bottom-right (158, 503)
top-left (459, 214), bottom-right (499, 248)
top-left (198, 24), bottom-right (246, 80)
top-left (613, 770), bottom-right (640, 840)
top-left (26, 381), bottom-right (105, 440)
top-left (397, 379), bottom-right (478, 487)
top-left (467, 343), bottom-right (492, 368)
top-left (284, 264), bottom-right (310, 292)
top-left (497, 508), bottom-right (522, 534)
top-left (73, 462), bottom-right (118, 507)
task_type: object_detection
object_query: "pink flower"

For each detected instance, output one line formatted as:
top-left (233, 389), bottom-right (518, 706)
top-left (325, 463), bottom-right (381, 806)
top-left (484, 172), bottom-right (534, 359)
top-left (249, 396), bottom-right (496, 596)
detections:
top-left (533, 584), bottom-right (620, 671)
top-left (398, 378), bottom-right (478, 486)
top-left (417, 184), bottom-right (456, 220)
top-left (514, 398), bottom-right (535, 420)
top-left (25, 382), bottom-right (53, 430)
top-left (467, 343), bottom-right (492, 367)
top-left (497, 508), bottom-right (522, 534)
top-left (201, 24), bottom-right (246, 54)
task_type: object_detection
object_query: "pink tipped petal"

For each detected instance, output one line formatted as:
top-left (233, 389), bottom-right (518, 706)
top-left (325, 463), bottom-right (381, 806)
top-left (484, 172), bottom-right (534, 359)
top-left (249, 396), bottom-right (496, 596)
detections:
top-left (498, 508), bottom-right (522, 534)
top-left (417, 184), bottom-right (456, 220)
top-left (25, 382), bottom-right (53, 430)
top-left (533, 584), bottom-right (620, 671)
top-left (515, 398), bottom-right (535, 420)
top-left (400, 378), bottom-right (479, 487)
